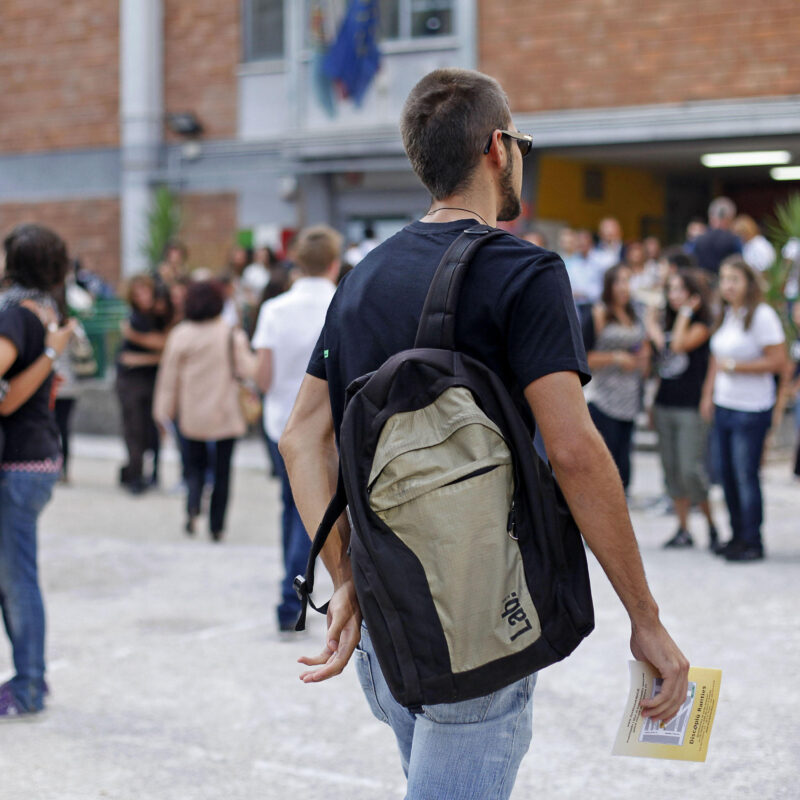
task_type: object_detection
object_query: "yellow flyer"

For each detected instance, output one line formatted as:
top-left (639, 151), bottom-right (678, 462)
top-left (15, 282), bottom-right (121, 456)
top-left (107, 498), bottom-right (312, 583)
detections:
top-left (612, 660), bottom-right (721, 762)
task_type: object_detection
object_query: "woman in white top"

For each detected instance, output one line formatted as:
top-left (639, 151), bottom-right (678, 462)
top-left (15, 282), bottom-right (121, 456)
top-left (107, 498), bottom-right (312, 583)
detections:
top-left (700, 256), bottom-right (786, 561)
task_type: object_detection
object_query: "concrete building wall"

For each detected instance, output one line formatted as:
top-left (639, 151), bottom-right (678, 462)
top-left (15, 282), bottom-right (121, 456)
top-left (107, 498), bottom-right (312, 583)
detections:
top-left (0, 1), bottom-right (119, 153)
top-left (479, 0), bottom-right (800, 112)
top-left (164, 1), bottom-right (240, 142)
top-left (0, 198), bottom-right (121, 283)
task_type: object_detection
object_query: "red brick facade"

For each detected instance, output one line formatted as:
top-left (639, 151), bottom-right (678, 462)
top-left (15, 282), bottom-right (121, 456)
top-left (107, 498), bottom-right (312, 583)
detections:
top-left (178, 193), bottom-right (239, 272)
top-left (479, 0), bottom-right (800, 112)
top-left (164, 1), bottom-right (240, 142)
top-left (0, 1), bottom-right (119, 153)
top-left (0, 199), bottom-right (121, 284)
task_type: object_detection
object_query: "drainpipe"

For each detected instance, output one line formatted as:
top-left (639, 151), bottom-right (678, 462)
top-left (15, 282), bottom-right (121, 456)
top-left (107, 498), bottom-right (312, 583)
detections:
top-left (119, 0), bottom-right (163, 277)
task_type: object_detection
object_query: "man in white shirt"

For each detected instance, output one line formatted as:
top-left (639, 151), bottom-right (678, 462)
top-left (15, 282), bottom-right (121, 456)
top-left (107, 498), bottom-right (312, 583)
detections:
top-left (251, 225), bottom-right (340, 631)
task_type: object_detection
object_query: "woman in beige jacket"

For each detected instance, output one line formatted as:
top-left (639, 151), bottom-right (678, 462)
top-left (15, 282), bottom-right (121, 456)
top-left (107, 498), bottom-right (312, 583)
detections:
top-left (153, 280), bottom-right (256, 540)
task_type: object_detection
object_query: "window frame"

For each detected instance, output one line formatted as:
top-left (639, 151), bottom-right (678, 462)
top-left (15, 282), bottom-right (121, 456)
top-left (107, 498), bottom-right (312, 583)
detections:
top-left (241, 0), bottom-right (286, 64)
top-left (381, 0), bottom-right (457, 43)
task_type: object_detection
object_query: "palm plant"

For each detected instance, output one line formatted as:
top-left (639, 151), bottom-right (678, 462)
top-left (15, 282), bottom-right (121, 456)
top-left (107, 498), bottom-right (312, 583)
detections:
top-left (765, 193), bottom-right (800, 312)
top-left (142, 186), bottom-right (182, 272)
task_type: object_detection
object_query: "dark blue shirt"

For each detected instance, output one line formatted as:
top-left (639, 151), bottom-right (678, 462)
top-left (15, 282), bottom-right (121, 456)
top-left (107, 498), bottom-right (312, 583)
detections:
top-left (307, 219), bottom-right (590, 436)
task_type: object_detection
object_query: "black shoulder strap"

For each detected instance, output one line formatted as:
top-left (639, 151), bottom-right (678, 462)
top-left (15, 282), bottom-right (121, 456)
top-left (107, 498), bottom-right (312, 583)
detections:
top-left (414, 225), bottom-right (506, 350)
top-left (293, 469), bottom-right (348, 631)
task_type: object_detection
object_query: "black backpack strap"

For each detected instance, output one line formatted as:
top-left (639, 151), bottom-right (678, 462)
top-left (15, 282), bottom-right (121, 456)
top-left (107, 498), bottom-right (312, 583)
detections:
top-left (414, 224), bottom-right (507, 350)
top-left (293, 469), bottom-right (348, 631)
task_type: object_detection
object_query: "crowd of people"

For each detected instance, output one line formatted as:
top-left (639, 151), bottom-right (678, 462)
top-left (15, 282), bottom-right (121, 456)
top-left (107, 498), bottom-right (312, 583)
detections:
top-left (548, 198), bottom-right (800, 562)
top-left (1, 189), bottom-right (799, 720)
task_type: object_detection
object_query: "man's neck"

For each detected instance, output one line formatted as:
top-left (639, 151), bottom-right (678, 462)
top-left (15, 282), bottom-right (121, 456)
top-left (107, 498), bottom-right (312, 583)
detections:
top-left (423, 190), bottom-right (497, 228)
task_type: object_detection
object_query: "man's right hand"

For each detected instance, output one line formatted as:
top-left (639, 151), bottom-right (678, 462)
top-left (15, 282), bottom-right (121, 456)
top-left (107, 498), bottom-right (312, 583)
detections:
top-left (630, 622), bottom-right (690, 723)
top-left (297, 579), bottom-right (362, 683)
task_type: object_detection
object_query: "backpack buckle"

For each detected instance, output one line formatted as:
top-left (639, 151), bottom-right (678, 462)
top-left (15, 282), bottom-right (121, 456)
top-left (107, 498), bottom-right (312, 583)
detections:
top-left (293, 575), bottom-right (309, 601)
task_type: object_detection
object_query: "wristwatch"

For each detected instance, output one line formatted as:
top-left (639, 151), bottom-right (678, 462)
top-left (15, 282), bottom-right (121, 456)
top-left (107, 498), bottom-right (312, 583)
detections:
top-left (722, 358), bottom-right (736, 373)
top-left (43, 346), bottom-right (58, 362)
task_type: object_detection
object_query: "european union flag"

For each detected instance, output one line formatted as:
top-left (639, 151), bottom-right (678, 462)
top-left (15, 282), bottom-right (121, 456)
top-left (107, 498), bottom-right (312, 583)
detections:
top-left (323, 0), bottom-right (381, 106)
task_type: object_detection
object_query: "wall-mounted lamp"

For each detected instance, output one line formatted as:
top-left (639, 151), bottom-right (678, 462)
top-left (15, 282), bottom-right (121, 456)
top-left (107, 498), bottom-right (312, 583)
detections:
top-left (166, 112), bottom-right (204, 138)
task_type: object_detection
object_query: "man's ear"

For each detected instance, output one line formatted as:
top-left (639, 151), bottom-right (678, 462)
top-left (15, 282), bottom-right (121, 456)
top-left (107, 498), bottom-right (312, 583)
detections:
top-left (484, 130), bottom-right (508, 169)
top-left (326, 258), bottom-right (341, 281)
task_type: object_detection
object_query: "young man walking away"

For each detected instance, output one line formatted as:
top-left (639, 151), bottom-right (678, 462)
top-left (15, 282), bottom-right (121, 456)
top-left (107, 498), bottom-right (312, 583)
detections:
top-left (280, 69), bottom-right (689, 798)
top-left (252, 225), bottom-right (340, 632)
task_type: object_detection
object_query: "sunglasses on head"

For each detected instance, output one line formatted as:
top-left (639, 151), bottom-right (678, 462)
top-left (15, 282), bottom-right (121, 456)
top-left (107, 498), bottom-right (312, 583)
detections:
top-left (483, 129), bottom-right (534, 158)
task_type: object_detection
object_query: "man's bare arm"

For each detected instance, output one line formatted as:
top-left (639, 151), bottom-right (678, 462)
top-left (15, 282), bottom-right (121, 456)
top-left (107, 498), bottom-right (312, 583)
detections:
top-left (255, 349), bottom-right (273, 395)
top-left (525, 371), bottom-right (689, 722)
top-left (279, 374), bottom-right (362, 682)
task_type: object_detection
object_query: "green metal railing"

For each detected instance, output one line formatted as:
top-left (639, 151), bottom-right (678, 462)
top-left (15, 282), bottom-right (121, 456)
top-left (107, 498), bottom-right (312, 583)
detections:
top-left (78, 299), bottom-right (130, 379)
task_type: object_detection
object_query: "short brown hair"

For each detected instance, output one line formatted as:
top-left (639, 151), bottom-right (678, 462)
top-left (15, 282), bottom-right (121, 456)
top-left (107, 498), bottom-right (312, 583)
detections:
top-left (295, 225), bottom-right (342, 276)
top-left (184, 280), bottom-right (224, 321)
top-left (400, 69), bottom-right (511, 200)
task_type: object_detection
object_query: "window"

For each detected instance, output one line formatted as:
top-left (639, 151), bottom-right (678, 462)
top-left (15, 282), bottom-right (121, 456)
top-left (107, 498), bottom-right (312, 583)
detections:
top-left (378, 0), bottom-right (455, 41)
top-left (243, 0), bottom-right (285, 61)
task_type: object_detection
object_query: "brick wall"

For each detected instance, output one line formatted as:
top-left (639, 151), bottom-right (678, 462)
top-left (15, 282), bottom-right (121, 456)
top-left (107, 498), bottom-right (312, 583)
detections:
top-left (0, 1), bottom-right (119, 153)
top-left (178, 193), bottom-right (239, 271)
top-left (0, 199), bottom-right (121, 285)
top-left (480, 0), bottom-right (800, 112)
top-left (164, 2), bottom-right (240, 142)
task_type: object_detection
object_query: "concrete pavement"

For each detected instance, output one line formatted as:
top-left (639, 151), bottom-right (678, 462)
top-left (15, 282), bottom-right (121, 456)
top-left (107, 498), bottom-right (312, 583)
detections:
top-left (0, 433), bottom-right (798, 800)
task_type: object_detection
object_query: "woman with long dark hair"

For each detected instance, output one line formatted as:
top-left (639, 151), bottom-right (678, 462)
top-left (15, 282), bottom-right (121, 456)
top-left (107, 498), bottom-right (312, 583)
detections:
top-left (700, 256), bottom-right (786, 561)
top-left (0, 224), bottom-right (75, 718)
top-left (583, 264), bottom-right (650, 491)
top-left (645, 269), bottom-right (718, 549)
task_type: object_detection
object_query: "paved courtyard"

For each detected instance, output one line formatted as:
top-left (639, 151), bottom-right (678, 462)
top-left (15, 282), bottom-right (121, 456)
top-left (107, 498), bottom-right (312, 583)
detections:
top-left (0, 433), bottom-right (797, 800)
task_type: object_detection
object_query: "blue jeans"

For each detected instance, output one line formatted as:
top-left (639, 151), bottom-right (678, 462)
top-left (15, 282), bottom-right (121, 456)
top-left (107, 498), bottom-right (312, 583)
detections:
top-left (0, 470), bottom-right (58, 711)
top-left (355, 625), bottom-right (535, 800)
top-left (267, 439), bottom-right (310, 628)
top-left (588, 403), bottom-right (635, 489)
top-left (713, 405), bottom-right (772, 550)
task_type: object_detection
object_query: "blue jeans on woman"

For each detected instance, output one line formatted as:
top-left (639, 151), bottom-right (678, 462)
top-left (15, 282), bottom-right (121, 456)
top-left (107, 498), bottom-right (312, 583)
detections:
top-left (588, 403), bottom-right (635, 490)
top-left (267, 438), bottom-right (310, 629)
top-left (713, 405), bottom-right (772, 552)
top-left (0, 470), bottom-right (58, 711)
top-left (355, 624), bottom-right (536, 800)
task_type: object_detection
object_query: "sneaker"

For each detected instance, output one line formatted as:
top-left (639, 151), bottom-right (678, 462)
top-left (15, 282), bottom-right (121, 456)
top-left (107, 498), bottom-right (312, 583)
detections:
top-left (707, 524), bottom-right (720, 551)
top-left (713, 539), bottom-right (739, 557)
top-left (663, 528), bottom-right (694, 549)
top-left (0, 684), bottom-right (40, 721)
top-left (726, 546), bottom-right (764, 562)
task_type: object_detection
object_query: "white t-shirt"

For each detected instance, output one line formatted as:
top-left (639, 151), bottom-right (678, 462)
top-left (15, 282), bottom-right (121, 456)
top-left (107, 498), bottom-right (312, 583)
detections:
top-left (711, 303), bottom-right (785, 411)
top-left (251, 277), bottom-right (336, 441)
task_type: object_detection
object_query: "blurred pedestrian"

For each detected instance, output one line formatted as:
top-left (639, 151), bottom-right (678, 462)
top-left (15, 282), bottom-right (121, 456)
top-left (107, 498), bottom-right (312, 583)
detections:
top-left (692, 197), bottom-right (742, 276)
top-left (0, 223), bottom-right (75, 718)
top-left (584, 264), bottom-right (650, 491)
top-left (645, 270), bottom-right (718, 549)
top-left (116, 275), bottom-right (170, 494)
top-left (564, 228), bottom-right (603, 328)
top-left (153, 281), bottom-right (256, 541)
top-left (791, 302), bottom-right (800, 479)
top-left (700, 256), bottom-right (786, 561)
top-left (732, 214), bottom-right (776, 273)
top-left (251, 225), bottom-right (340, 632)
top-left (589, 217), bottom-right (624, 273)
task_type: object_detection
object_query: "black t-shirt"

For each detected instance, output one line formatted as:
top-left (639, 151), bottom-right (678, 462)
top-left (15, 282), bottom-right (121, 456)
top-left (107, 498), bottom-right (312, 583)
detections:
top-left (117, 309), bottom-right (160, 376)
top-left (654, 317), bottom-right (710, 408)
top-left (0, 305), bottom-right (60, 463)
top-left (692, 229), bottom-right (741, 274)
top-left (307, 219), bottom-right (590, 436)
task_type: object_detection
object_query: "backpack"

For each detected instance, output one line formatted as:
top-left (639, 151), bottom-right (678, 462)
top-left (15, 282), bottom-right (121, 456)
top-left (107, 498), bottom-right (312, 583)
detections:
top-left (295, 225), bottom-right (594, 708)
